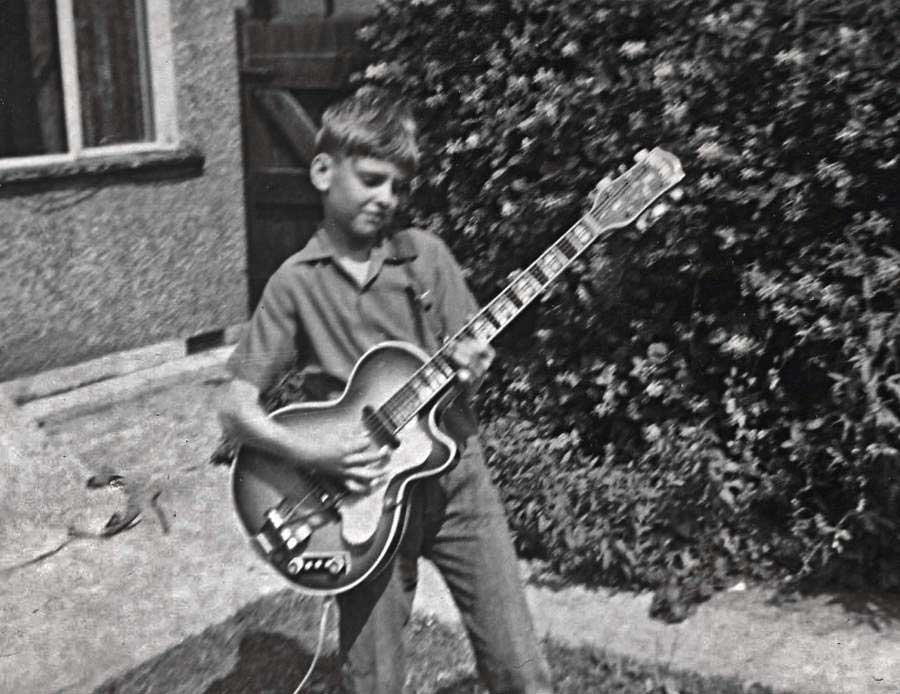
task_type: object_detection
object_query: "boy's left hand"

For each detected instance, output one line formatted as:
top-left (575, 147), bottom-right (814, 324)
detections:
top-left (448, 338), bottom-right (495, 388)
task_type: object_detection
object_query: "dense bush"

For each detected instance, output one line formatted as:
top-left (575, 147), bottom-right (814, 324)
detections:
top-left (359, 0), bottom-right (900, 607)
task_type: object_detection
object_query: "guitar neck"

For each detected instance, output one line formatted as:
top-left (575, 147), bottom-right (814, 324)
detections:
top-left (377, 149), bottom-right (683, 433)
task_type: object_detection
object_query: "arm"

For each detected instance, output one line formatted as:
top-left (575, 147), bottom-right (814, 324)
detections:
top-left (219, 377), bottom-right (390, 493)
top-left (221, 259), bottom-right (389, 492)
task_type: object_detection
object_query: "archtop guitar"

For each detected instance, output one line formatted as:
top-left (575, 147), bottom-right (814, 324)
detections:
top-left (231, 148), bottom-right (684, 595)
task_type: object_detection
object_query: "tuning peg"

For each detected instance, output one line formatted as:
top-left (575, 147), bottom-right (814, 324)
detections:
top-left (650, 201), bottom-right (670, 221)
top-left (636, 201), bottom-right (671, 231)
top-left (668, 187), bottom-right (684, 202)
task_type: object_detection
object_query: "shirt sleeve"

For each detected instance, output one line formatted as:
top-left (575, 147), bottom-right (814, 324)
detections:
top-left (226, 265), bottom-right (302, 392)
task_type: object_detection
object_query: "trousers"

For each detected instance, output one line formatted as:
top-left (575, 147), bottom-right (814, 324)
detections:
top-left (337, 437), bottom-right (553, 693)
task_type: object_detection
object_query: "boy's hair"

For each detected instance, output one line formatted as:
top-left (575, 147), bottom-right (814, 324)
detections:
top-left (315, 87), bottom-right (420, 174)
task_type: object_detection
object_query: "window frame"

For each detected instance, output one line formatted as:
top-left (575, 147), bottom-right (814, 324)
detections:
top-left (0, 0), bottom-right (179, 171)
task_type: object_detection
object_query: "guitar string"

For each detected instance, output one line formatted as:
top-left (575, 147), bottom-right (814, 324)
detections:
top-left (281, 474), bottom-right (350, 525)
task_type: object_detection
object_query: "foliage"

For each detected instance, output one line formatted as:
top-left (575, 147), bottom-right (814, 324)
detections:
top-left (359, 0), bottom-right (900, 607)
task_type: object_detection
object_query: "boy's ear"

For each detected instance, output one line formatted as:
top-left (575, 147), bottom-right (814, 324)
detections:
top-left (310, 153), bottom-right (334, 193)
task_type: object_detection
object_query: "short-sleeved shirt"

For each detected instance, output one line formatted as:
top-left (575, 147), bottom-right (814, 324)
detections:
top-left (227, 226), bottom-right (480, 395)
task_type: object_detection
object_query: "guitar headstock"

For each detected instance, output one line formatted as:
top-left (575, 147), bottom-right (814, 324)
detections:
top-left (588, 148), bottom-right (684, 230)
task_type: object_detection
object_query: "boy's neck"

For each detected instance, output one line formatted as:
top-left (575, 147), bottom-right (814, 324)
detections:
top-left (321, 218), bottom-right (378, 262)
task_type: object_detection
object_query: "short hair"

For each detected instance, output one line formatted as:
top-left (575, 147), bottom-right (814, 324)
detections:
top-left (315, 87), bottom-right (420, 174)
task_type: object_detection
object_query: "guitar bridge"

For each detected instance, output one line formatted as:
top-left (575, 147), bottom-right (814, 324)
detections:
top-left (253, 506), bottom-right (312, 556)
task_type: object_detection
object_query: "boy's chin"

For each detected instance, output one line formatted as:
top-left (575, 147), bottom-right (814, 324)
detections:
top-left (352, 219), bottom-right (388, 237)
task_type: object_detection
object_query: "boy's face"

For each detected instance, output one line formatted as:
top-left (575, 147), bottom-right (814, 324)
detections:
top-left (313, 155), bottom-right (407, 245)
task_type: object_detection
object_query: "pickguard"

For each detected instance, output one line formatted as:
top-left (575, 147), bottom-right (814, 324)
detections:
top-left (338, 417), bottom-right (434, 545)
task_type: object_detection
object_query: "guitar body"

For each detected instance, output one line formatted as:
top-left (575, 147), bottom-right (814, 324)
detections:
top-left (231, 341), bottom-right (458, 595)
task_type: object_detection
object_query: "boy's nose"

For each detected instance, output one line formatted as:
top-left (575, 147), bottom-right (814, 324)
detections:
top-left (374, 182), bottom-right (398, 209)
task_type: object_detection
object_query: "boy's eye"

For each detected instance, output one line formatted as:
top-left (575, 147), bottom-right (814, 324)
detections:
top-left (359, 174), bottom-right (409, 196)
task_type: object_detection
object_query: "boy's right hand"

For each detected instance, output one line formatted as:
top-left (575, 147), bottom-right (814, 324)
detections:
top-left (219, 378), bottom-right (389, 495)
top-left (290, 430), bottom-right (390, 495)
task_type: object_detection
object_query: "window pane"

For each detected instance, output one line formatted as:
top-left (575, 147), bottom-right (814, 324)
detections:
top-left (0, 0), bottom-right (68, 158)
top-left (73, 0), bottom-right (155, 147)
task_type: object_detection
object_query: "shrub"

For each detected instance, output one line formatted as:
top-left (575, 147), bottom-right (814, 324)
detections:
top-left (359, 0), bottom-right (900, 607)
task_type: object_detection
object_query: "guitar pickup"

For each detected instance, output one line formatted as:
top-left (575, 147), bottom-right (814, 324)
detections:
top-left (253, 506), bottom-right (312, 556)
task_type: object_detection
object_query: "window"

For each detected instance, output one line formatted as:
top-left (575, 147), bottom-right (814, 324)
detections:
top-left (0, 0), bottom-right (178, 168)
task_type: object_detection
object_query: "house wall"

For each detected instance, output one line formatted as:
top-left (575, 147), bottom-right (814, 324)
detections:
top-left (0, 1), bottom-right (248, 380)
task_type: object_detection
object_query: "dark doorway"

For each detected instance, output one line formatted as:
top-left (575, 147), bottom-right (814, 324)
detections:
top-left (236, 6), bottom-right (369, 309)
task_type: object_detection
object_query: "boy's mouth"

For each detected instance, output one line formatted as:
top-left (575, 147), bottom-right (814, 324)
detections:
top-left (361, 212), bottom-right (386, 226)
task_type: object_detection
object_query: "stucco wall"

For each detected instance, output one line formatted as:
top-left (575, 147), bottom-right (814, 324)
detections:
top-left (0, 1), bottom-right (248, 380)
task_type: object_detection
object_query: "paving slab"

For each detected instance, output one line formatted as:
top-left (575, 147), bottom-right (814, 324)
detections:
top-left (0, 355), bottom-right (287, 693)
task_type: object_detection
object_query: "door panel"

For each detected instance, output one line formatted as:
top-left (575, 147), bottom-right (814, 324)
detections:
top-left (237, 10), bottom-right (368, 309)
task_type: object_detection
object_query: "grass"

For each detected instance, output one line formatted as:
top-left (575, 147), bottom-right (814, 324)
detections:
top-left (93, 588), bottom-right (783, 694)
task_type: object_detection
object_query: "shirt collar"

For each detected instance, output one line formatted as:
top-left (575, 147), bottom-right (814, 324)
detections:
top-left (294, 227), bottom-right (418, 263)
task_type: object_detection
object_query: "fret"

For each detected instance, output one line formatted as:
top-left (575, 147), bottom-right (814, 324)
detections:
top-left (508, 279), bottom-right (532, 303)
top-left (379, 407), bottom-right (399, 432)
top-left (505, 290), bottom-right (523, 308)
top-left (421, 363), bottom-right (445, 390)
top-left (469, 316), bottom-right (496, 340)
top-left (571, 221), bottom-right (593, 246)
top-left (513, 272), bottom-right (543, 300)
top-left (409, 377), bottom-right (432, 402)
top-left (481, 311), bottom-right (502, 330)
top-left (480, 309), bottom-right (501, 332)
top-left (581, 211), bottom-right (604, 235)
top-left (380, 400), bottom-right (405, 432)
top-left (557, 236), bottom-right (578, 258)
top-left (530, 265), bottom-right (549, 284)
top-left (540, 248), bottom-right (565, 275)
top-left (491, 296), bottom-right (518, 323)
top-left (432, 355), bottom-right (455, 379)
top-left (392, 389), bottom-right (417, 420)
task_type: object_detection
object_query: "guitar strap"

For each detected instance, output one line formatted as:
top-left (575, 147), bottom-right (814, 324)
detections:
top-left (390, 228), bottom-right (479, 443)
top-left (390, 228), bottom-right (447, 350)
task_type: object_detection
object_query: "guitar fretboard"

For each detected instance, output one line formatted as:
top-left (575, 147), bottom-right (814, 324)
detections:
top-left (371, 149), bottom-right (683, 435)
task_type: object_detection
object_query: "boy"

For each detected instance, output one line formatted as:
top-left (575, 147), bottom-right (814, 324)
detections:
top-left (220, 87), bottom-right (553, 693)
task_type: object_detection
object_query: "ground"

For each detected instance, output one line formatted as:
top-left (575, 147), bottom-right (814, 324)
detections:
top-left (2, 350), bottom-right (900, 693)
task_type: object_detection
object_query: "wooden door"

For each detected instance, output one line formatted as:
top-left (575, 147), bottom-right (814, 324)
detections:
top-left (236, 8), bottom-right (369, 309)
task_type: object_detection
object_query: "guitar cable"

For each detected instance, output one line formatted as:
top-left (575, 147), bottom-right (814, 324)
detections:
top-left (291, 595), bottom-right (335, 694)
